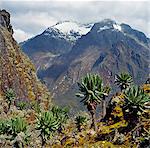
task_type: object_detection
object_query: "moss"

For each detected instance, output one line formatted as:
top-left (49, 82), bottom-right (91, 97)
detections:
top-left (98, 120), bottom-right (128, 135)
top-left (87, 141), bottom-right (128, 147)
top-left (111, 106), bottom-right (124, 118)
top-left (142, 84), bottom-right (150, 95)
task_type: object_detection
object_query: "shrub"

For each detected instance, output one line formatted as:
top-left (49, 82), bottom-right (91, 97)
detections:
top-left (5, 88), bottom-right (16, 110)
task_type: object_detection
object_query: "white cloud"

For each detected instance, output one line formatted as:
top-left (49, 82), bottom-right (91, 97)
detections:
top-left (13, 12), bottom-right (57, 27)
top-left (1, 0), bottom-right (149, 42)
top-left (11, 12), bottom-right (58, 34)
top-left (13, 28), bottom-right (33, 42)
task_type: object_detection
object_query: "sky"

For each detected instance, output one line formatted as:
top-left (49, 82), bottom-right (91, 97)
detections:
top-left (0, 0), bottom-right (149, 42)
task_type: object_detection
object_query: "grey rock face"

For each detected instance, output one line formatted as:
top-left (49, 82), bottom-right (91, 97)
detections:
top-left (0, 9), bottom-right (13, 34)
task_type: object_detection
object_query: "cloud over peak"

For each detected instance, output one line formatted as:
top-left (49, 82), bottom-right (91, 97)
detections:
top-left (0, 0), bottom-right (149, 42)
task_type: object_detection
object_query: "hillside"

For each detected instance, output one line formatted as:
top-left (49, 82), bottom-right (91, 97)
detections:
top-left (0, 10), bottom-right (51, 109)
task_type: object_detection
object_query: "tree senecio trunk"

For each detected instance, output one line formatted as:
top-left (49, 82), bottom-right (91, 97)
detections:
top-left (77, 125), bottom-right (81, 132)
top-left (90, 110), bottom-right (97, 131)
top-left (102, 99), bottom-right (106, 118)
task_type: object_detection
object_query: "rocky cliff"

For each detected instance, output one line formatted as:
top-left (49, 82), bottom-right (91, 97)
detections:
top-left (0, 10), bottom-right (51, 107)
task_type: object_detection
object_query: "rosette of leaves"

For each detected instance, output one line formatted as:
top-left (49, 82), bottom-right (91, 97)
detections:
top-left (124, 85), bottom-right (150, 114)
top-left (76, 73), bottom-right (107, 131)
top-left (10, 117), bottom-right (27, 137)
top-left (36, 111), bottom-right (61, 146)
top-left (123, 85), bottom-right (150, 128)
top-left (0, 117), bottom-right (30, 147)
top-left (0, 119), bottom-right (11, 135)
top-left (115, 72), bottom-right (133, 91)
top-left (10, 117), bottom-right (30, 147)
top-left (16, 101), bottom-right (28, 110)
top-left (51, 106), bottom-right (69, 124)
top-left (75, 115), bottom-right (87, 132)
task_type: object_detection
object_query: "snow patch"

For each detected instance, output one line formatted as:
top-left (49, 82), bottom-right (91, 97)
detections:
top-left (44, 21), bottom-right (93, 41)
top-left (97, 23), bottom-right (122, 33)
top-left (113, 24), bottom-right (122, 31)
top-left (54, 21), bottom-right (92, 35)
top-left (97, 26), bottom-right (110, 32)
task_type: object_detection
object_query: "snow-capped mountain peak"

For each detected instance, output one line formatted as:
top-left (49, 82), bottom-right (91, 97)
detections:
top-left (113, 24), bottom-right (122, 31)
top-left (96, 19), bottom-right (122, 33)
top-left (44, 21), bottom-right (94, 41)
top-left (53, 21), bottom-right (93, 35)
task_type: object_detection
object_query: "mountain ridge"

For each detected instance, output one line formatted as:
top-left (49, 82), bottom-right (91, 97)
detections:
top-left (21, 19), bottom-right (150, 54)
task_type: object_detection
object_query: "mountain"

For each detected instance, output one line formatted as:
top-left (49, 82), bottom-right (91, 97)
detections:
top-left (20, 21), bottom-right (93, 71)
top-left (45, 21), bottom-right (93, 42)
top-left (0, 9), bottom-right (51, 108)
top-left (21, 19), bottom-right (150, 108)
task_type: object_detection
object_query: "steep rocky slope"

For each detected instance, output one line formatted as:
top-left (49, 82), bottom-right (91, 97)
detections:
top-left (0, 10), bottom-right (51, 107)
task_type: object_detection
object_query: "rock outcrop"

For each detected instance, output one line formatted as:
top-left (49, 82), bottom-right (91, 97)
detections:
top-left (0, 9), bottom-right (13, 34)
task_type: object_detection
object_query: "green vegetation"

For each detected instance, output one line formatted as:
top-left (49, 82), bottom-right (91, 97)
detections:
top-left (75, 115), bottom-right (87, 132)
top-left (51, 106), bottom-right (69, 130)
top-left (16, 101), bottom-right (28, 110)
top-left (36, 106), bottom-right (69, 146)
top-left (0, 117), bottom-right (30, 147)
top-left (5, 88), bottom-right (16, 110)
top-left (10, 117), bottom-right (27, 135)
top-left (10, 117), bottom-right (30, 147)
top-left (115, 72), bottom-right (133, 91)
top-left (124, 86), bottom-right (150, 125)
top-left (76, 74), bottom-right (110, 131)
top-left (0, 72), bottom-right (150, 147)
top-left (0, 119), bottom-right (11, 135)
top-left (36, 111), bottom-right (60, 146)
top-left (124, 85), bottom-right (150, 115)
